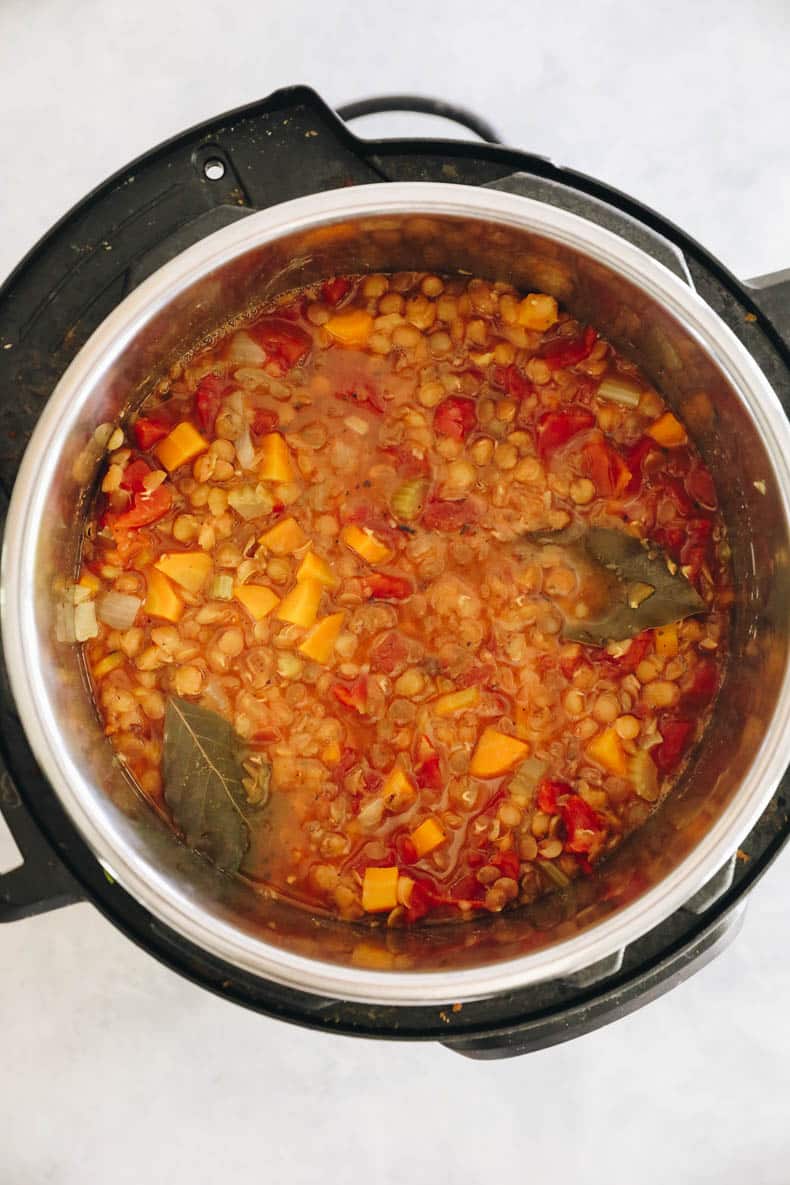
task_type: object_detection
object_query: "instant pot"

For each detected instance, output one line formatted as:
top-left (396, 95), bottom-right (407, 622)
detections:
top-left (1, 86), bottom-right (788, 1058)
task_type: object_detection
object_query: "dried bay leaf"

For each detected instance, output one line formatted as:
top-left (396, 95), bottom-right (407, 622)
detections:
top-left (163, 697), bottom-right (267, 872)
top-left (525, 525), bottom-right (705, 645)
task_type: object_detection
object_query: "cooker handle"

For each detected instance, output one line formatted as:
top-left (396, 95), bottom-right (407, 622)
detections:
top-left (0, 770), bottom-right (82, 921)
top-left (336, 96), bottom-right (502, 144)
top-left (745, 268), bottom-right (790, 342)
top-left (0, 749), bottom-right (82, 921)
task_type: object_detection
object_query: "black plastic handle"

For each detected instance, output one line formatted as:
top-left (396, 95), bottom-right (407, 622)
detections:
top-left (336, 95), bottom-right (502, 145)
top-left (0, 755), bottom-right (82, 921)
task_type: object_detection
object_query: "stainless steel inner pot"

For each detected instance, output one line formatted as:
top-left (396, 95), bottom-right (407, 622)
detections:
top-left (3, 182), bottom-right (790, 1005)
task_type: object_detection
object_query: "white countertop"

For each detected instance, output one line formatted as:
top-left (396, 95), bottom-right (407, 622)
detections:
top-left (2, 1), bottom-right (789, 1180)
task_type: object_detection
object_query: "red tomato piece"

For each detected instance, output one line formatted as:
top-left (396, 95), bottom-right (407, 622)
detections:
top-left (321, 277), bottom-right (351, 306)
top-left (624, 436), bottom-right (661, 495)
top-left (434, 397), bottom-right (477, 440)
top-left (537, 779), bottom-right (572, 814)
top-left (492, 364), bottom-right (534, 400)
top-left (120, 458), bottom-right (152, 492)
top-left (491, 849), bottom-right (520, 879)
top-left (249, 317), bottom-right (311, 373)
top-left (423, 498), bottom-right (477, 532)
top-left (332, 677), bottom-right (368, 715)
top-left (536, 406), bottom-right (595, 461)
top-left (654, 718), bottom-right (693, 772)
top-left (379, 445), bottom-right (431, 478)
top-left (684, 659), bottom-right (719, 707)
top-left (616, 632), bottom-right (653, 674)
top-left (414, 735), bottom-right (443, 790)
top-left (109, 484), bottom-right (172, 532)
top-left (366, 573), bottom-right (413, 601)
top-left (686, 464), bottom-right (718, 510)
top-left (132, 418), bottom-right (170, 451)
top-left (251, 408), bottom-right (280, 436)
top-left (195, 374), bottom-right (236, 435)
top-left (560, 795), bottom-right (604, 854)
top-left (406, 879), bottom-right (436, 922)
top-left (539, 325), bottom-right (598, 369)
top-left (581, 439), bottom-right (632, 498)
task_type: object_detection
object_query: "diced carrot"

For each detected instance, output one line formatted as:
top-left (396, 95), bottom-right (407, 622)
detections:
top-left (517, 293), bottom-right (559, 331)
top-left (647, 412), bottom-right (688, 448)
top-left (258, 432), bottom-right (296, 482)
top-left (514, 703), bottom-right (531, 741)
top-left (469, 727), bottom-right (530, 778)
top-left (144, 567), bottom-right (184, 623)
top-left (155, 422), bottom-right (209, 473)
top-left (433, 686), bottom-right (480, 717)
top-left (259, 516), bottom-right (308, 555)
top-left (381, 766), bottom-right (417, 809)
top-left (654, 623), bottom-right (679, 657)
top-left (341, 523), bottom-right (393, 565)
top-left (321, 741), bottom-right (342, 766)
top-left (587, 727), bottom-right (629, 776)
top-left (233, 584), bottom-right (280, 621)
top-left (298, 612), bottom-right (345, 663)
top-left (154, 551), bottom-right (212, 594)
top-left (79, 571), bottom-right (101, 593)
top-left (325, 309), bottom-right (374, 347)
top-left (276, 578), bottom-right (322, 627)
top-left (92, 651), bottom-right (124, 678)
top-left (362, 866), bottom-right (399, 912)
top-left (410, 817), bottom-right (446, 858)
top-left (296, 550), bottom-right (338, 587)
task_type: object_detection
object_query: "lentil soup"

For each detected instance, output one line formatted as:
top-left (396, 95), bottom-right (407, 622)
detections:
top-left (77, 271), bottom-right (730, 925)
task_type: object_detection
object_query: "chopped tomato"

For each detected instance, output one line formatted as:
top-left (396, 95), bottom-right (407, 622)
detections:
top-left (332, 677), bottom-right (368, 715)
top-left (654, 718), bottom-right (693, 772)
top-left (615, 632), bottom-right (653, 674)
top-left (423, 498), bottom-right (477, 532)
top-left (132, 417), bottom-right (170, 451)
top-left (322, 277), bottom-right (351, 306)
top-left (684, 658), bottom-right (719, 707)
top-left (414, 735), bottom-right (443, 790)
top-left (434, 397), bottom-right (477, 440)
top-left (539, 325), bottom-right (598, 369)
top-left (491, 848), bottom-right (520, 879)
top-left (251, 408), bottom-right (280, 436)
top-left (686, 464), bottom-right (718, 510)
top-left (195, 374), bottom-right (236, 434)
top-left (537, 779), bottom-right (572, 814)
top-left (249, 317), bottom-right (311, 373)
top-left (581, 439), bottom-right (632, 498)
top-left (366, 573), bottom-right (412, 601)
top-left (380, 445), bottom-right (431, 478)
top-left (624, 436), bottom-right (661, 495)
top-left (108, 484), bottom-right (172, 533)
top-left (536, 406), bottom-right (595, 461)
top-left (560, 795), bottom-right (604, 855)
top-left (492, 364), bottom-right (533, 400)
top-left (120, 458), bottom-right (152, 492)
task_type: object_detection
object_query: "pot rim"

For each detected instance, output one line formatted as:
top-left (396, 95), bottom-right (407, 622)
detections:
top-left (4, 181), bottom-right (790, 1005)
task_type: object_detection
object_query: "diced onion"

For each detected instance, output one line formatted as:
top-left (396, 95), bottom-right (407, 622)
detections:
top-left (74, 600), bottom-right (99, 642)
top-left (210, 574), bottom-right (234, 600)
top-left (96, 592), bottom-right (142, 631)
top-left (225, 331), bottom-right (266, 367)
top-left (344, 416), bottom-right (369, 436)
top-left (228, 390), bottom-right (256, 470)
top-left (228, 484), bottom-right (274, 520)
top-left (597, 377), bottom-right (641, 407)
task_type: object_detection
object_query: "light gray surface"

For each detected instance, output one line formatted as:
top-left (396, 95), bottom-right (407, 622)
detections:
top-left (1, 0), bottom-right (789, 1180)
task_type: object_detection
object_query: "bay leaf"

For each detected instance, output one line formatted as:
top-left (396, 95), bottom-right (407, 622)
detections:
top-left (527, 525), bottom-right (705, 645)
top-left (163, 697), bottom-right (264, 872)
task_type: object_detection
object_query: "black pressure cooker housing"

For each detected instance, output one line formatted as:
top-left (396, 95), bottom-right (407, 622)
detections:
top-left (0, 86), bottom-right (788, 1058)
